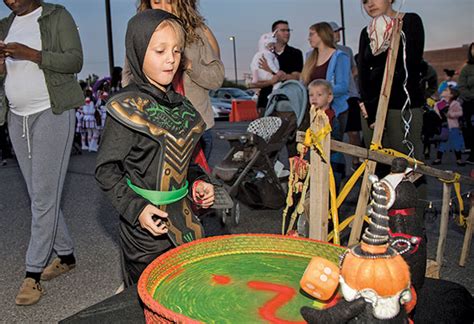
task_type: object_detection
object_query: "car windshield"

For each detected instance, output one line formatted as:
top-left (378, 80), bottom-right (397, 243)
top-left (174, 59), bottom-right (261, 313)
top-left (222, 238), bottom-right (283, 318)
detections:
top-left (225, 88), bottom-right (249, 98)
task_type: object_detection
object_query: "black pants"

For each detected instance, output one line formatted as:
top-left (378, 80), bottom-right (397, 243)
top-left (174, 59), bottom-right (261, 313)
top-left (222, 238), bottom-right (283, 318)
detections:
top-left (0, 123), bottom-right (12, 160)
top-left (462, 99), bottom-right (474, 160)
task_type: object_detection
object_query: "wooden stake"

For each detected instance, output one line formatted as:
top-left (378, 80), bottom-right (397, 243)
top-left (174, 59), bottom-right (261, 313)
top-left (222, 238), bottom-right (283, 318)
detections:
top-left (436, 183), bottom-right (452, 267)
top-left (309, 108), bottom-right (330, 241)
top-left (459, 195), bottom-right (474, 266)
top-left (349, 18), bottom-right (404, 246)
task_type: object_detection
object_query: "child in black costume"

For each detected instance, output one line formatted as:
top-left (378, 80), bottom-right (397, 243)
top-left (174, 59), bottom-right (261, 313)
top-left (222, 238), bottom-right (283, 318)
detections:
top-left (95, 9), bottom-right (214, 286)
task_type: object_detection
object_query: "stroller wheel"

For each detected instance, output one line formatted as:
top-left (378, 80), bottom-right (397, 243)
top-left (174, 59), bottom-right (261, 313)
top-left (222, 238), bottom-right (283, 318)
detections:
top-left (218, 209), bottom-right (229, 225)
top-left (231, 202), bottom-right (241, 225)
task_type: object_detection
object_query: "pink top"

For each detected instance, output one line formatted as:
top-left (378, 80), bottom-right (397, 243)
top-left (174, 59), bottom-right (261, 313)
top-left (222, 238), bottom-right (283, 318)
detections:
top-left (446, 100), bottom-right (463, 129)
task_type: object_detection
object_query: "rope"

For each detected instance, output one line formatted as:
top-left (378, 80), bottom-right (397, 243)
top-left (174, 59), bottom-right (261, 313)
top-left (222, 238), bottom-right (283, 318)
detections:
top-left (439, 173), bottom-right (465, 225)
top-left (369, 143), bottom-right (424, 166)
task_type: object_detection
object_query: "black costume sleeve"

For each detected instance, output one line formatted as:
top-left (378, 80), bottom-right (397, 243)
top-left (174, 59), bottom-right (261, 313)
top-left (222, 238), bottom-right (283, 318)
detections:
top-left (95, 117), bottom-right (149, 226)
top-left (357, 27), bottom-right (371, 113)
top-left (187, 162), bottom-right (210, 185)
top-left (403, 13), bottom-right (425, 106)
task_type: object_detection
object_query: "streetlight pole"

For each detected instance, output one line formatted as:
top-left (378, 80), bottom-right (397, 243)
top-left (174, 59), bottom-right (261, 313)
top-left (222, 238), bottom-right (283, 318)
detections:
top-left (105, 0), bottom-right (114, 77)
top-left (339, 0), bottom-right (346, 45)
top-left (229, 36), bottom-right (238, 85)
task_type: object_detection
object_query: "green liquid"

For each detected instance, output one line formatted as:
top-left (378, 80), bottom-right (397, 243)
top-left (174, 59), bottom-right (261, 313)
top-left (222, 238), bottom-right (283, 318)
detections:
top-left (153, 253), bottom-right (319, 323)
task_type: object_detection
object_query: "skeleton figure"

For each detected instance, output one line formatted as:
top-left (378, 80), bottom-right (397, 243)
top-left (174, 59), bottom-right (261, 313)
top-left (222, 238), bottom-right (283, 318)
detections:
top-left (282, 142), bottom-right (310, 234)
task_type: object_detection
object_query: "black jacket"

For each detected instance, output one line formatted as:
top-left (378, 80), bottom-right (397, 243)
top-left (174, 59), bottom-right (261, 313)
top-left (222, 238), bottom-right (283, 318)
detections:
top-left (358, 13), bottom-right (425, 125)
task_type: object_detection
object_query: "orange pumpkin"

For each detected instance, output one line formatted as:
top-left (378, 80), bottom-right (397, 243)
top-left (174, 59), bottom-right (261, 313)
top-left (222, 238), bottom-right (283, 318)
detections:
top-left (340, 249), bottom-right (410, 297)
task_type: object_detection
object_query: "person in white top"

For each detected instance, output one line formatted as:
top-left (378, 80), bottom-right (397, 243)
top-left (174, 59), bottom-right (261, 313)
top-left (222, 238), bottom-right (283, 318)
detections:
top-left (0, 0), bottom-right (83, 306)
top-left (250, 32), bottom-right (282, 91)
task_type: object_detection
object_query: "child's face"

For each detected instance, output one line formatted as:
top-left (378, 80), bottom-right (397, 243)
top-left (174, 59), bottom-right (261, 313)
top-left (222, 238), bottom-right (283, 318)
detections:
top-left (441, 88), bottom-right (453, 101)
top-left (266, 42), bottom-right (275, 52)
top-left (309, 85), bottom-right (333, 109)
top-left (143, 24), bottom-right (181, 91)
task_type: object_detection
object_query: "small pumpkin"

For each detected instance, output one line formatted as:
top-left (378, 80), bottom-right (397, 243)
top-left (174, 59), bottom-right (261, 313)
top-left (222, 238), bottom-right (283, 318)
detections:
top-left (341, 249), bottom-right (410, 297)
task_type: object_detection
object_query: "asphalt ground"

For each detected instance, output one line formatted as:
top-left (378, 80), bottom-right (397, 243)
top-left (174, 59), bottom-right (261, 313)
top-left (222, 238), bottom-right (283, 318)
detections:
top-left (0, 120), bottom-right (473, 322)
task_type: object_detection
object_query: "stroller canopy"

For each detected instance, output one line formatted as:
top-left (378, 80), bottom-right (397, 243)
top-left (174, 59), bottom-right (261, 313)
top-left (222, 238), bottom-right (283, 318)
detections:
top-left (264, 80), bottom-right (308, 127)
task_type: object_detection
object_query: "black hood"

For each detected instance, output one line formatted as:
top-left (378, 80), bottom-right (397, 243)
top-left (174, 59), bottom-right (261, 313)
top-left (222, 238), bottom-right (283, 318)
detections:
top-left (125, 9), bottom-right (182, 104)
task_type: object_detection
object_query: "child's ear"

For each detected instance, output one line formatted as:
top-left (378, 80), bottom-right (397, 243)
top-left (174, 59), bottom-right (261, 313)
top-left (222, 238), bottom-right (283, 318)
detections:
top-left (329, 93), bottom-right (334, 103)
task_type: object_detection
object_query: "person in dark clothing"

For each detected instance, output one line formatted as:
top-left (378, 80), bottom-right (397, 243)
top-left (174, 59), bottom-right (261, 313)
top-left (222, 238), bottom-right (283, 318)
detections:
top-left (95, 10), bottom-right (215, 287)
top-left (249, 20), bottom-right (303, 118)
top-left (249, 20), bottom-right (304, 157)
top-left (420, 60), bottom-right (438, 100)
top-left (0, 122), bottom-right (12, 165)
top-left (358, 0), bottom-right (425, 162)
top-left (458, 42), bottom-right (474, 164)
top-left (358, 0), bottom-right (428, 243)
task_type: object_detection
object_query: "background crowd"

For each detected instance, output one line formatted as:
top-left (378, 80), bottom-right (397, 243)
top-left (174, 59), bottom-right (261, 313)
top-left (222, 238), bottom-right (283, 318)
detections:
top-left (0, 0), bottom-right (473, 310)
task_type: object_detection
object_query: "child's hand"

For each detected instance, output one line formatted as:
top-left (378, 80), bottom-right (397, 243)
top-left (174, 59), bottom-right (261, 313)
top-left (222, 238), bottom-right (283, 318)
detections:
top-left (138, 204), bottom-right (169, 236)
top-left (192, 181), bottom-right (215, 209)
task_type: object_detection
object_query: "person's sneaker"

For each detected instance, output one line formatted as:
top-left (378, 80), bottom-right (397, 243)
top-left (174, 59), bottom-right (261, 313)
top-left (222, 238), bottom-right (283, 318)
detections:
top-left (456, 160), bottom-right (466, 166)
top-left (15, 278), bottom-right (44, 306)
top-left (1, 159), bottom-right (6, 166)
top-left (432, 159), bottom-right (442, 165)
top-left (41, 258), bottom-right (75, 281)
top-left (466, 158), bottom-right (474, 165)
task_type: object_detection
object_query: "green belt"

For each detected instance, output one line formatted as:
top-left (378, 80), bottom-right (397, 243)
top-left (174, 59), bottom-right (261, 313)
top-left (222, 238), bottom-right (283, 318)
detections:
top-left (126, 179), bottom-right (188, 205)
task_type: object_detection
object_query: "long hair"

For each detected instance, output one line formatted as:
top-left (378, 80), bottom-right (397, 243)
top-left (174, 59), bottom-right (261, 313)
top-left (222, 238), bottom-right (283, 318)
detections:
top-left (137, 0), bottom-right (205, 44)
top-left (301, 22), bottom-right (335, 85)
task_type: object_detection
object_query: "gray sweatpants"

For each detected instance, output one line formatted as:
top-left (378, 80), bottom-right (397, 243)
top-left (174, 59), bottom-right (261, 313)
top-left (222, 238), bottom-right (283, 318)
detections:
top-left (8, 108), bottom-right (75, 273)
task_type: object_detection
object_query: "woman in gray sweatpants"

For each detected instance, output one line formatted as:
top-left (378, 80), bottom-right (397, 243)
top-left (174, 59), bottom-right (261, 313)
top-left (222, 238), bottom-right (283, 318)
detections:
top-left (8, 109), bottom-right (75, 274)
top-left (0, 0), bottom-right (84, 306)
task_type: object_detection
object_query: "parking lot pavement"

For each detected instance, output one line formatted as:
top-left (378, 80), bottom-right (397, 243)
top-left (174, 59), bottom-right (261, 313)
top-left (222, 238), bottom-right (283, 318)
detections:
top-left (0, 120), bottom-right (472, 322)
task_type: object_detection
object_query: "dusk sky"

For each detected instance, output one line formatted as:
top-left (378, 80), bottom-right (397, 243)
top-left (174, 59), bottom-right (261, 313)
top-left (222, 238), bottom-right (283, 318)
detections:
top-left (1, 0), bottom-right (472, 81)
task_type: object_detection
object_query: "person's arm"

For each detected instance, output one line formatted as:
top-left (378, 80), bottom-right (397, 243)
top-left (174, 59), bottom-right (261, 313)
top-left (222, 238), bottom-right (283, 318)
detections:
top-left (447, 101), bottom-right (463, 119)
top-left (121, 57), bottom-right (133, 88)
top-left (404, 13), bottom-right (424, 81)
top-left (38, 8), bottom-right (83, 73)
top-left (95, 117), bottom-right (149, 226)
top-left (357, 28), bottom-right (369, 102)
top-left (458, 67), bottom-right (474, 101)
top-left (331, 53), bottom-right (350, 96)
top-left (201, 26), bottom-right (221, 59)
top-left (184, 26), bottom-right (224, 90)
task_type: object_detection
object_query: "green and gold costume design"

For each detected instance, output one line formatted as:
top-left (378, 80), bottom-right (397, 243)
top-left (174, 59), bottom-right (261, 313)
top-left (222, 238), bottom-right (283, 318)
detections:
top-left (106, 91), bottom-right (206, 246)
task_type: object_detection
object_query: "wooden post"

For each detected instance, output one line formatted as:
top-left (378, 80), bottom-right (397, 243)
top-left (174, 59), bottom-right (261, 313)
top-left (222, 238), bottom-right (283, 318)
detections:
top-left (459, 195), bottom-right (474, 266)
top-left (436, 183), bottom-right (452, 267)
top-left (309, 108), bottom-right (330, 241)
top-left (349, 18), bottom-right (403, 246)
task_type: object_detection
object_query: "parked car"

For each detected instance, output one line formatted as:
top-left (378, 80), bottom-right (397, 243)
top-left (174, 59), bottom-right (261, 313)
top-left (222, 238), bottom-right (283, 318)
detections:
top-left (210, 96), bottom-right (232, 119)
top-left (209, 87), bottom-right (253, 102)
top-left (209, 88), bottom-right (258, 120)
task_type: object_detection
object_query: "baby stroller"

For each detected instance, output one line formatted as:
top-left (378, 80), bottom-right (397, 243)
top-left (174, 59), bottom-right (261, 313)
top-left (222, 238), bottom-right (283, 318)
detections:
top-left (213, 116), bottom-right (292, 224)
top-left (213, 81), bottom-right (308, 225)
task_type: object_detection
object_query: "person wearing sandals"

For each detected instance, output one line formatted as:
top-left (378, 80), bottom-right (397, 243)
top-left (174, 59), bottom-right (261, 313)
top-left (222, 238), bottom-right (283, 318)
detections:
top-left (0, 0), bottom-right (83, 305)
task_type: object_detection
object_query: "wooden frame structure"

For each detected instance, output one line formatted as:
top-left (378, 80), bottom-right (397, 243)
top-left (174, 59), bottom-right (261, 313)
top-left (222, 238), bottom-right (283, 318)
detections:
top-left (307, 17), bottom-right (474, 269)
